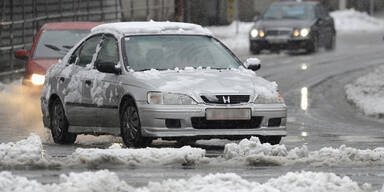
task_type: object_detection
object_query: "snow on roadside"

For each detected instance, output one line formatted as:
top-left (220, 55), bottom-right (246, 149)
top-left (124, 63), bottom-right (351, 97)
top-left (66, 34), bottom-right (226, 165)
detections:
top-left (0, 134), bottom-right (52, 169)
top-left (68, 144), bottom-right (206, 168)
top-left (331, 9), bottom-right (384, 33)
top-left (223, 137), bottom-right (384, 167)
top-left (0, 170), bottom-right (374, 192)
top-left (345, 65), bottom-right (384, 118)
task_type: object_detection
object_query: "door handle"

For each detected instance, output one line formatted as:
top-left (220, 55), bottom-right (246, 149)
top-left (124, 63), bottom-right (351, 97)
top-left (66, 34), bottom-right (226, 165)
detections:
top-left (85, 80), bottom-right (92, 86)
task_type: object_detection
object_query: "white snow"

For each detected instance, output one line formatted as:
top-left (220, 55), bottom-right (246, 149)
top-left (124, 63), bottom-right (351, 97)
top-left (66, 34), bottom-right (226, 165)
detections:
top-left (92, 22), bottom-right (211, 37)
top-left (0, 134), bottom-right (48, 168)
top-left (0, 170), bottom-right (375, 192)
top-left (68, 144), bottom-right (206, 167)
top-left (331, 9), bottom-right (384, 33)
top-left (223, 137), bottom-right (384, 167)
top-left (345, 65), bottom-right (384, 118)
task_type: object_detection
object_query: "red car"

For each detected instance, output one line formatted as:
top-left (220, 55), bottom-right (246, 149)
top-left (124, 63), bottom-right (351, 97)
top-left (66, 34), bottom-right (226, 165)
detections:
top-left (14, 22), bottom-right (102, 96)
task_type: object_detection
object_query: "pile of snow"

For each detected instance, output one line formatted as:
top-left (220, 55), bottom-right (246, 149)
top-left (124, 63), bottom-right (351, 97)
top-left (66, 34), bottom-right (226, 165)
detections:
top-left (68, 144), bottom-right (206, 168)
top-left (0, 134), bottom-right (50, 168)
top-left (345, 65), bottom-right (384, 118)
top-left (0, 170), bottom-right (374, 192)
top-left (0, 170), bottom-right (133, 192)
top-left (331, 9), bottom-right (384, 33)
top-left (207, 22), bottom-right (253, 53)
top-left (223, 137), bottom-right (384, 166)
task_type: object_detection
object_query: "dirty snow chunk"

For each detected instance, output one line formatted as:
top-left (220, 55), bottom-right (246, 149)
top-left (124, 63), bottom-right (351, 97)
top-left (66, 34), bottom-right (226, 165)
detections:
top-left (138, 171), bottom-right (370, 192)
top-left (345, 65), bottom-right (384, 118)
top-left (0, 170), bottom-right (133, 192)
top-left (69, 146), bottom-right (205, 167)
top-left (224, 137), bottom-right (384, 166)
top-left (0, 134), bottom-right (45, 168)
top-left (331, 9), bottom-right (384, 33)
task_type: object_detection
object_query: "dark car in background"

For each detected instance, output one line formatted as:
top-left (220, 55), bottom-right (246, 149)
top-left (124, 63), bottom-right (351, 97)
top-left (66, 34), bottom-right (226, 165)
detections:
top-left (14, 22), bottom-right (102, 96)
top-left (249, 1), bottom-right (336, 54)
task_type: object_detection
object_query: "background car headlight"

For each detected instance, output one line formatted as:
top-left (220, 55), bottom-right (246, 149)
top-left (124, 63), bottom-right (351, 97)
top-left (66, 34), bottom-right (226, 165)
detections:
top-left (300, 28), bottom-right (310, 37)
top-left (31, 74), bottom-right (45, 85)
top-left (250, 29), bottom-right (258, 38)
top-left (148, 92), bottom-right (197, 105)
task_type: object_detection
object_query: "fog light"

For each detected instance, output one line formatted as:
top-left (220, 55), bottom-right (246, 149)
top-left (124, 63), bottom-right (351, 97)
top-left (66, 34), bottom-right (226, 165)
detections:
top-left (31, 74), bottom-right (45, 85)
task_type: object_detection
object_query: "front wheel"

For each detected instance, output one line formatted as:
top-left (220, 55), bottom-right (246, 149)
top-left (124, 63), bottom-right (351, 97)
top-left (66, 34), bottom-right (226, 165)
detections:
top-left (258, 136), bottom-right (281, 145)
top-left (120, 100), bottom-right (152, 148)
top-left (50, 99), bottom-right (77, 144)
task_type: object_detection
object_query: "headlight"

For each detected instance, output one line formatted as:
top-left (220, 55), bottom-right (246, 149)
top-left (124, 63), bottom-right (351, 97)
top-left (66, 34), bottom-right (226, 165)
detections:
top-left (250, 29), bottom-right (258, 38)
top-left (300, 28), bottom-right (310, 37)
top-left (293, 29), bottom-right (300, 37)
top-left (253, 93), bottom-right (284, 104)
top-left (147, 92), bottom-right (197, 105)
top-left (31, 74), bottom-right (45, 85)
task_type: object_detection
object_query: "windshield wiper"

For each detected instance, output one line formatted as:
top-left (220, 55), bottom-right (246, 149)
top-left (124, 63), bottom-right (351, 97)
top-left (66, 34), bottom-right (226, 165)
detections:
top-left (44, 44), bottom-right (61, 51)
top-left (62, 45), bottom-right (73, 49)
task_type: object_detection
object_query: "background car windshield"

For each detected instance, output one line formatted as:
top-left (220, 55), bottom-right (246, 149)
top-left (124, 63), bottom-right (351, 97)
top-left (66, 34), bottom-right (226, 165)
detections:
top-left (33, 30), bottom-right (89, 59)
top-left (263, 4), bottom-right (315, 20)
top-left (124, 35), bottom-right (241, 71)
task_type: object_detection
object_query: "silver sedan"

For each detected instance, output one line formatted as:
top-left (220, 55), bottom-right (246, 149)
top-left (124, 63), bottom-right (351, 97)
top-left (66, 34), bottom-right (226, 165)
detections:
top-left (41, 22), bottom-right (287, 147)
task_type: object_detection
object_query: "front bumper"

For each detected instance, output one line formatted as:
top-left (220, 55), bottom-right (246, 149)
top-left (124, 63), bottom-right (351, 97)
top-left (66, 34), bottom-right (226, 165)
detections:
top-left (250, 36), bottom-right (312, 51)
top-left (138, 102), bottom-right (287, 139)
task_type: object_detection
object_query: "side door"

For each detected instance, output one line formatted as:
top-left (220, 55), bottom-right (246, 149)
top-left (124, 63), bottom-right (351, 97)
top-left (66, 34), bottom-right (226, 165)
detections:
top-left (83, 34), bottom-right (122, 128)
top-left (64, 34), bottom-right (103, 127)
top-left (314, 5), bottom-right (328, 44)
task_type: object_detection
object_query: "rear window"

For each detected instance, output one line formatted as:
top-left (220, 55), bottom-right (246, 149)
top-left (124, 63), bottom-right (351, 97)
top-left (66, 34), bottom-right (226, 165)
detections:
top-left (32, 30), bottom-right (89, 59)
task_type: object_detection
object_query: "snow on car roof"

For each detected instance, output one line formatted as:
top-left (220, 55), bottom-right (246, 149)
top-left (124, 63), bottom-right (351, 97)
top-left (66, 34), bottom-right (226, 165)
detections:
top-left (91, 21), bottom-right (211, 37)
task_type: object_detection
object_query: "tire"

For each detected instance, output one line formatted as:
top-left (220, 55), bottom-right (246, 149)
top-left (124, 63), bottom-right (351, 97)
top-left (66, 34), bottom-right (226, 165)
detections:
top-left (50, 99), bottom-right (77, 144)
top-left (306, 36), bottom-right (318, 54)
top-left (251, 48), bottom-right (261, 55)
top-left (258, 136), bottom-right (281, 145)
top-left (120, 99), bottom-right (152, 148)
top-left (325, 33), bottom-right (336, 51)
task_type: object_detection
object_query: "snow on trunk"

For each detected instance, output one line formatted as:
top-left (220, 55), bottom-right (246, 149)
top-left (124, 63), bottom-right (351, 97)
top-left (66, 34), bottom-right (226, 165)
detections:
top-left (0, 170), bottom-right (374, 192)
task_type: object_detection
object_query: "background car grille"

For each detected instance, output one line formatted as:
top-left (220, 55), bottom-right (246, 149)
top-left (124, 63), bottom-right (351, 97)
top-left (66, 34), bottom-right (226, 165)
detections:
top-left (191, 117), bottom-right (263, 129)
top-left (266, 30), bottom-right (291, 36)
top-left (200, 95), bottom-right (250, 104)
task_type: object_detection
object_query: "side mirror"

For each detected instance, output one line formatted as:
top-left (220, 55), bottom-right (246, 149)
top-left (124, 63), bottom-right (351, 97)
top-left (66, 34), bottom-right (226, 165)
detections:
top-left (244, 58), bottom-right (261, 71)
top-left (14, 50), bottom-right (28, 60)
top-left (95, 61), bottom-right (122, 75)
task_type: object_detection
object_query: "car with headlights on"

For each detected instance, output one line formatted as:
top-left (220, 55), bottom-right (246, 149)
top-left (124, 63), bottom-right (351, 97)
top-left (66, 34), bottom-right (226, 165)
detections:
top-left (41, 22), bottom-right (287, 147)
top-left (14, 22), bottom-right (102, 96)
top-left (249, 1), bottom-right (335, 54)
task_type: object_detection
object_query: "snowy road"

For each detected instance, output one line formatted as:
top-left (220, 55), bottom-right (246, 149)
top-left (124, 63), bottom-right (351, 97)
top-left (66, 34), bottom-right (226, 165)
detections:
top-left (1, 32), bottom-right (384, 190)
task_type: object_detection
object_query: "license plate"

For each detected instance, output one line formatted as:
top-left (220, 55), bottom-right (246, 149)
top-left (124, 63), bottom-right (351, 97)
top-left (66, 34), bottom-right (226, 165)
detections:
top-left (267, 38), bottom-right (288, 44)
top-left (206, 108), bottom-right (251, 120)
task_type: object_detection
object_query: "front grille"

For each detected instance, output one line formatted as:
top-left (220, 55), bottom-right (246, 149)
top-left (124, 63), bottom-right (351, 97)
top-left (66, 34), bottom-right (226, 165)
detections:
top-left (191, 117), bottom-right (263, 129)
top-left (268, 118), bottom-right (281, 127)
top-left (201, 95), bottom-right (250, 104)
top-left (266, 30), bottom-right (291, 36)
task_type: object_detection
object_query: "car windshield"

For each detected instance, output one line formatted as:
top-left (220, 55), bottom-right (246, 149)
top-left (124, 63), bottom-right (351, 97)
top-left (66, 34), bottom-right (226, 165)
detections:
top-left (263, 3), bottom-right (315, 20)
top-left (123, 35), bottom-right (242, 71)
top-left (32, 30), bottom-right (90, 59)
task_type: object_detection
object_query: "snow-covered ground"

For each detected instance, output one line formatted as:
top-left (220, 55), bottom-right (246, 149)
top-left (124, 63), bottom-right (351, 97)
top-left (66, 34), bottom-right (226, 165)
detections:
top-left (207, 9), bottom-right (384, 52)
top-left (2, 134), bottom-right (384, 169)
top-left (0, 169), bottom-right (378, 192)
top-left (345, 65), bottom-right (384, 118)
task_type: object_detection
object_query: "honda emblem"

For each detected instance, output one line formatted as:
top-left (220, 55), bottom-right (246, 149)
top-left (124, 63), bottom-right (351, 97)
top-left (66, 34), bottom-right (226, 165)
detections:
top-left (222, 96), bottom-right (231, 104)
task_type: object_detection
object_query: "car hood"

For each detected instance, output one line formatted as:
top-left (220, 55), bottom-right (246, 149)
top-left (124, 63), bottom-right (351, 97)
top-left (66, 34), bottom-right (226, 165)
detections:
top-left (132, 68), bottom-right (279, 101)
top-left (255, 19), bottom-right (314, 29)
top-left (29, 58), bottom-right (60, 75)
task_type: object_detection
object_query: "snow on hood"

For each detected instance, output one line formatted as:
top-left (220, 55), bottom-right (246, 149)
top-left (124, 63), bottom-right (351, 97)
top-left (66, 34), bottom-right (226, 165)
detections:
top-left (0, 170), bottom-right (374, 192)
top-left (224, 137), bottom-right (384, 167)
top-left (132, 68), bottom-right (279, 102)
top-left (331, 9), bottom-right (384, 33)
top-left (68, 144), bottom-right (206, 167)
